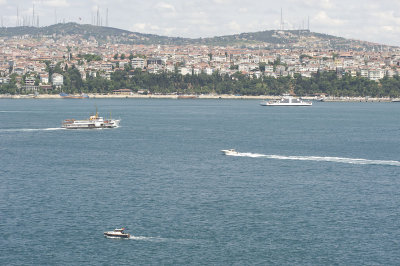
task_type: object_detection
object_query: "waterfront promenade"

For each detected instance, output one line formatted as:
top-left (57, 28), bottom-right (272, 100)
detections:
top-left (0, 93), bottom-right (396, 102)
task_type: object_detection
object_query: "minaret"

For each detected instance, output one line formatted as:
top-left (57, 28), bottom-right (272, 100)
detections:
top-left (280, 8), bottom-right (283, 30)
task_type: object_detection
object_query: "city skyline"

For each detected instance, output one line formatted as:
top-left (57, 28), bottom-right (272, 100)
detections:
top-left (1, 0), bottom-right (400, 46)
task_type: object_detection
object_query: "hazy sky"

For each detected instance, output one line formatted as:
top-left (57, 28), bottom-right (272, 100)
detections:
top-left (1, 0), bottom-right (400, 46)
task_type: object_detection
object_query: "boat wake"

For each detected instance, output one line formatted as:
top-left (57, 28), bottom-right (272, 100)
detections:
top-left (0, 128), bottom-right (64, 132)
top-left (129, 235), bottom-right (195, 244)
top-left (104, 234), bottom-right (192, 243)
top-left (228, 152), bottom-right (400, 166)
top-left (104, 235), bottom-right (130, 239)
top-left (0, 111), bottom-right (30, 113)
top-left (129, 235), bottom-right (169, 242)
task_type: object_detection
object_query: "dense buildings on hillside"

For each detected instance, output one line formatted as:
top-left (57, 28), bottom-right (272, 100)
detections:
top-left (0, 33), bottom-right (400, 93)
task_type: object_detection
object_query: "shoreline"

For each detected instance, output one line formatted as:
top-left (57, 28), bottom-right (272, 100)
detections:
top-left (0, 93), bottom-right (275, 100)
top-left (0, 93), bottom-right (397, 102)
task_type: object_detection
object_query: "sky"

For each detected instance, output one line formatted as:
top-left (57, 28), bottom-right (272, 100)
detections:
top-left (1, 0), bottom-right (400, 46)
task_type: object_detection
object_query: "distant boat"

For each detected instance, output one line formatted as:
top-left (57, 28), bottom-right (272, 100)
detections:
top-left (104, 228), bottom-right (130, 238)
top-left (392, 99), bottom-right (400, 102)
top-left (62, 109), bottom-right (120, 129)
top-left (221, 149), bottom-right (239, 155)
top-left (260, 95), bottom-right (312, 106)
top-left (177, 95), bottom-right (198, 99)
top-left (60, 93), bottom-right (89, 99)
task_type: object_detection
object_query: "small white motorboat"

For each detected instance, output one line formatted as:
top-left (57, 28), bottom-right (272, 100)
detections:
top-left (104, 228), bottom-right (130, 238)
top-left (221, 149), bottom-right (239, 155)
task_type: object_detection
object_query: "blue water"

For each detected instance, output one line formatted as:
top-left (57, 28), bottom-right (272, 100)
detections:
top-left (1, 99), bottom-right (399, 265)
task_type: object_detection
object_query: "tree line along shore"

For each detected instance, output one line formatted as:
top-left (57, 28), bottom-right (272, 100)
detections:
top-left (1, 65), bottom-right (400, 98)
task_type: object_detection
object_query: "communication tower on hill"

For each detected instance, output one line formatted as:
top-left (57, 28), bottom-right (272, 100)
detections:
top-left (106, 8), bottom-right (109, 27)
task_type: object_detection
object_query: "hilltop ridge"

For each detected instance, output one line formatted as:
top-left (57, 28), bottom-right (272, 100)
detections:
top-left (0, 22), bottom-right (393, 50)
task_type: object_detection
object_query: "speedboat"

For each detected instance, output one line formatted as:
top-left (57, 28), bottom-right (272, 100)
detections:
top-left (221, 149), bottom-right (239, 155)
top-left (260, 95), bottom-right (312, 106)
top-left (104, 228), bottom-right (130, 238)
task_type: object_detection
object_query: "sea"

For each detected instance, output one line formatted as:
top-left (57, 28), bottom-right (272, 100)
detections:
top-left (1, 99), bottom-right (399, 265)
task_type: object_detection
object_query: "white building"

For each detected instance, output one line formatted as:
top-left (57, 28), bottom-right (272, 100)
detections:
top-left (52, 73), bottom-right (64, 86)
top-left (264, 65), bottom-right (274, 72)
top-left (360, 69), bottom-right (369, 78)
top-left (193, 68), bottom-right (201, 75)
top-left (40, 74), bottom-right (49, 84)
top-left (24, 76), bottom-right (38, 91)
top-left (25, 76), bottom-right (36, 86)
top-left (212, 56), bottom-right (227, 63)
top-left (180, 67), bottom-right (192, 75)
top-left (205, 68), bottom-right (213, 75)
top-left (131, 58), bottom-right (145, 69)
top-left (368, 69), bottom-right (385, 81)
top-left (0, 77), bottom-right (10, 84)
top-left (100, 72), bottom-right (111, 80)
top-left (101, 63), bottom-right (113, 72)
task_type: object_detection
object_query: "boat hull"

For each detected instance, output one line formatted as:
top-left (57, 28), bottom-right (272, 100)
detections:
top-left (221, 149), bottom-right (239, 155)
top-left (104, 233), bottom-right (130, 238)
top-left (62, 119), bottom-right (120, 129)
top-left (177, 95), bottom-right (198, 99)
top-left (261, 95), bottom-right (312, 106)
top-left (62, 124), bottom-right (119, 129)
top-left (261, 102), bottom-right (312, 106)
top-left (60, 93), bottom-right (89, 99)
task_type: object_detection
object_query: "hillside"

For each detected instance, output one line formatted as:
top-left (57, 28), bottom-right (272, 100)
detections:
top-left (0, 23), bottom-right (180, 45)
top-left (0, 22), bottom-right (392, 50)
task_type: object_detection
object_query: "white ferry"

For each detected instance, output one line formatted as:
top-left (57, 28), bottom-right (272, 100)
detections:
top-left (62, 110), bottom-right (120, 129)
top-left (104, 228), bottom-right (130, 238)
top-left (261, 95), bottom-right (312, 106)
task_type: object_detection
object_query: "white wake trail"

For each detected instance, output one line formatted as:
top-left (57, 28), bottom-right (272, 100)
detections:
top-left (0, 111), bottom-right (29, 113)
top-left (129, 235), bottom-right (168, 242)
top-left (129, 235), bottom-right (195, 244)
top-left (0, 128), bottom-right (64, 132)
top-left (228, 152), bottom-right (400, 166)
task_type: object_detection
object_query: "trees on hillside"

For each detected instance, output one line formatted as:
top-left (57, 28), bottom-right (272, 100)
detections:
top-left (1, 68), bottom-right (400, 97)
